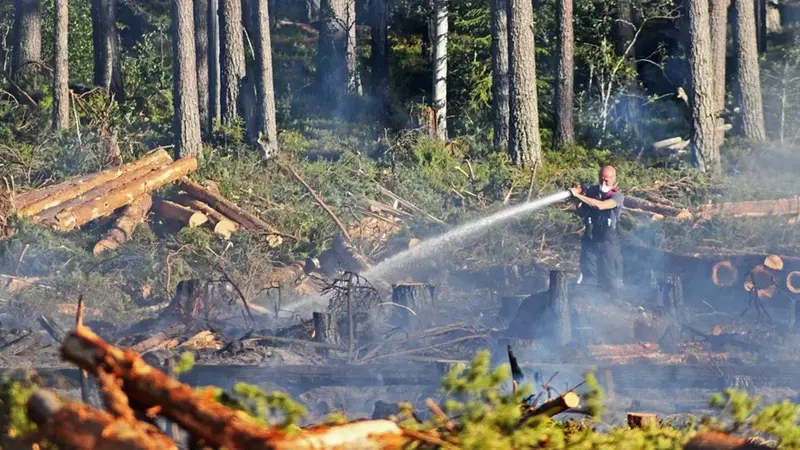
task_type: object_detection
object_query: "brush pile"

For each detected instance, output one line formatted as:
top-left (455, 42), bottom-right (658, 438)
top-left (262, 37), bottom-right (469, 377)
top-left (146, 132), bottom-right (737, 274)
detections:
top-left (6, 149), bottom-right (281, 254)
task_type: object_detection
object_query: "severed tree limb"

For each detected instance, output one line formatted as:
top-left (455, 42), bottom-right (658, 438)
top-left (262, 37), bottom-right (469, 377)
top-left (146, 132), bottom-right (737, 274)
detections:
top-left (153, 198), bottom-right (209, 228)
top-left (93, 194), bottom-right (153, 256)
top-left (96, 368), bottom-right (136, 421)
top-left (170, 193), bottom-right (238, 237)
top-left (523, 391), bottom-right (580, 420)
top-left (27, 389), bottom-right (177, 450)
top-left (283, 163), bottom-right (352, 243)
top-left (177, 177), bottom-right (276, 233)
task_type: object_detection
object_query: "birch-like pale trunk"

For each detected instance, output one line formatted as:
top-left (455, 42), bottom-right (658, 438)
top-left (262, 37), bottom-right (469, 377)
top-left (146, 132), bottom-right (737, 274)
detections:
top-left (432, 0), bottom-right (448, 142)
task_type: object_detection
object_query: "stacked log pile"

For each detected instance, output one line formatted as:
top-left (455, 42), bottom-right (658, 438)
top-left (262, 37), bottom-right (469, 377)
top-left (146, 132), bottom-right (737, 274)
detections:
top-left (5, 149), bottom-right (280, 254)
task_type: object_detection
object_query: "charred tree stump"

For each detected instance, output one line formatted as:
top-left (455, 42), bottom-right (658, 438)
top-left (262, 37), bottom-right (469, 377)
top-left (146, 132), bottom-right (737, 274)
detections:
top-left (313, 311), bottom-right (341, 357)
top-left (371, 400), bottom-right (399, 419)
top-left (499, 295), bottom-right (527, 323)
top-left (627, 412), bottom-right (659, 429)
top-left (550, 270), bottom-right (571, 346)
top-left (659, 275), bottom-right (685, 352)
top-left (390, 282), bottom-right (435, 329)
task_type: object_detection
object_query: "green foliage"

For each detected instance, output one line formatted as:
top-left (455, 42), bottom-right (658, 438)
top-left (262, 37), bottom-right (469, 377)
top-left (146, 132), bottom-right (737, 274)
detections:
top-left (173, 352), bottom-right (196, 376)
top-left (213, 383), bottom-right (307, 431)
top-left (0, 379), bottom-right (38, 439)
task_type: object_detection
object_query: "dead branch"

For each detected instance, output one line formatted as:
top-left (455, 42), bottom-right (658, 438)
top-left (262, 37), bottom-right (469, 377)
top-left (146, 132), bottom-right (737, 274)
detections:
top-left (283, 163), bottom-right (353, 243)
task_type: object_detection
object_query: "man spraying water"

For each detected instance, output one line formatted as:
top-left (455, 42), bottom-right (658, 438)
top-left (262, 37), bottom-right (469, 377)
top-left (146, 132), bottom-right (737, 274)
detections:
top-left (569, 166), bottom-right (625, 291)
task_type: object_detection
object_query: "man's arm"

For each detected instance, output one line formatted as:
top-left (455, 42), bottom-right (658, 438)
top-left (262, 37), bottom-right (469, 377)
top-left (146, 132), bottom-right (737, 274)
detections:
top-left (569, 189), bottom-right (622, 210)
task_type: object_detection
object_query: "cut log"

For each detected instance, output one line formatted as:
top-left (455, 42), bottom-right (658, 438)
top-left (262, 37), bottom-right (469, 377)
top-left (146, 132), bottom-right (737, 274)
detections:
top-left (652, 137), bottom-right (683, 149)
top-left (27, 389), bottom-right (177, 450)
top-left (499, 295), bottom-right (528, 323)
top-left (550, 270), bottom-right (571, 346)
top-left (787, 271), bottom-right (800, 294)
top-left (177, 177), bottom-right (273, 232)
top-left (764, 254), bottom-right (784, 271)
top-left (712, 260), bottom-right (738, 287)
top-left (627, 412), bottom-right (659, 429)
top-left (527, 391), bottom-right (580, 418)
top-left (59, 326), bottom-right (408, 450)
top-left (623, 196), bottom-right (685, 218)
top-left (93, 194), bottom-right (153, 256)
top-left (13, 148), bottom-right (171, 216)
top-left (170, 193), bottom-right (239, 238)
top-left (749, 265), bottom-right (778, 299)
top-left (696, 197), bottom-right (800, 219)
top-left (47, 157), bottom-right (198, 232)
top-left (390, 283), bottom-right (436, 329)
top-left (153, 198), bottom-right (209, 228)
top-left (684, 431), bottom-right (773, 450)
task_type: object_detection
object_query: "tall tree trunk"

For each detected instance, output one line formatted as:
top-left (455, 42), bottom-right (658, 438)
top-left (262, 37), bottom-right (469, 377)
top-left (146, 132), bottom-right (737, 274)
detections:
top-left (370, 0), bottom-right (389, 121)
top-left (432, 0), bottom-right (448, 141)
top-left (53, 0), bottom-right (69, 131)
top-left (172, 0), bottom-right (203, 159)
top-left (755, 0), bottom-right (766, 53)
top-left (710, 0), bottom-right (729, 150)
top-left (686, 0), bottom-right (718, 172)
top-left (11, 0), bottom-right (42, 76)
top-left (553, 0), bottom-right (574, 148)
top-left (208, 0), bottom-right (221, 132)
top-left (253, 0), bottom-right (278, 159)
top-left (732, 0), bottom-right (766, 140)
top-left (316, 0), bottom-right (349, 108)
top-left (346, 0), bottom-right (361, 95)
top-left (91, 0), bottom-right (124, 102)
top-left (507, 0), bottom-right (541, 167)
top-left (490, 0), bottom-right (509, 152)
top-left (613, 0), bottom-right (644, 142)
top-left (195, 0), bottom-right (210, 135)
top-left (220, 0), bottom-right (246, 125)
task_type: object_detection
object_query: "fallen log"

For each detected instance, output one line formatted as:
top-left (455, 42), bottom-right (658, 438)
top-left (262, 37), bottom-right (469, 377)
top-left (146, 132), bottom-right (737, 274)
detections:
top-left (27, 389), bottom-right (177, 450)
top-left (526, 391), bottom-right (580, 418)
top-left (47, 157), bottom-right (198, 232)
top-left (696, 197), bottom-right (800, 220)
top-left (170, 193), bottom-right (238, 238)
top-left (153, 198), bottom-right (209, 228)
top-left (623, 196), bottom-right (687, 218)
top-left (177, 177), bottom-right (274, 232)
top-left (13, 148), bottom-right (171, 215)
top-left (712, 260), bottom-right (738, 287)
top-left (787, 271), bottom-right (800, 294)
top-left (683, 431), bottom-right (773, 450)
top-left (93, 194), bottom-right (153, 256)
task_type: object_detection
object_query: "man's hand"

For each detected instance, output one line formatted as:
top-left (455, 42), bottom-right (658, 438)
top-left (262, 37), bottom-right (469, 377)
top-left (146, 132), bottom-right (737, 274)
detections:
top-left (569, 185), bottom-right (583, 197)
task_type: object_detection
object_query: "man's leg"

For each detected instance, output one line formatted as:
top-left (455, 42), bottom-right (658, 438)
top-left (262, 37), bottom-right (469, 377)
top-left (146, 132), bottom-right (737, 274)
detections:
top-left (598, 235), bottom-right (624, 291)
top-left (580, 240), bottom-right (599, 286)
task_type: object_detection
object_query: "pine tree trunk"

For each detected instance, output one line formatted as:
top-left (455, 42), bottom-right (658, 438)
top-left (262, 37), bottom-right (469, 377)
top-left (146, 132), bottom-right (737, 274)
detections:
top-left (755, 0), bottom-right (767, 53)
top-left (346, 0), bottom-right (361, 96)
top-left (710, 0), bottom-right (729, 150)
top-left (208, 0), bottom-right (222, 131)
top-left (370, 0), bottom-right (389, 121)
top-left (490, 0), bottom-right (510, 152)
top-left (253, 0), bottom-right (278, 159)
top-left (686, 0), bottom-right (719, 172)
top-left (172, 0), bottom-right (203, 159)
top-left (316, 0), bottom-right (349, 108)
top-left (91, 0), bottom-right (124, 102)
top-left (11, 0), bottom-right (42, 76)
top-left (220, 0), bottom-right (246, 125)
top-left (507, 0), bottom-right (541, 167)
top-left (195, 0), bottom-right (210, 135)
top-left (613, 0), bottom-right (644, 142)
top-left (553, 0), bottom-right (574, 148)
top-left (733, 0), bottom-right (766, 141)
top-left (53, 0), bottom-right (70, 131)
top-left (432, 0), bottom-right (448, 141)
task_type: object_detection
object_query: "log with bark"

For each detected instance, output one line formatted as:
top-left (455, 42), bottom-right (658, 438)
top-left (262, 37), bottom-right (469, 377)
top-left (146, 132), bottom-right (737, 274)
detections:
top-left (177, 177), bottom-right (274, 232)
top-left (390, 282), bottom-right (436, 329)
top-left (93, 194), bottom-right (153, 256)
top-left (170, 193), bottom-right (238, 238)
top-left (46, 157), bottom-right (198, 232)
top-left (696, 196), bottom-right (800, 219)
top-left (27, 389), bottom-right (177, 450)
top-left (13, 148), bottom-right (171, 216)
top-left (683, 431), bottom-right (774, 449)
top-left (623, 196), bottom-right (687, 218)
top-left (153, 198), bottom-right (209, 228)
top-left (524, 391), bottom-right (580, 418)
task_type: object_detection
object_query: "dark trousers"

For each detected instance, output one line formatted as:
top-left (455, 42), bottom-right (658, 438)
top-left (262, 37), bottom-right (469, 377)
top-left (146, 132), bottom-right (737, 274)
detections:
top-left (580, 232), bottom-right (623, 290)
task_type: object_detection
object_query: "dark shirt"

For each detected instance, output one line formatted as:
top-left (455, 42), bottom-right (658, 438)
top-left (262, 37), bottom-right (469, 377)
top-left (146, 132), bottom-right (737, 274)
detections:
top-left (579, 185), bottom-right (625, 238)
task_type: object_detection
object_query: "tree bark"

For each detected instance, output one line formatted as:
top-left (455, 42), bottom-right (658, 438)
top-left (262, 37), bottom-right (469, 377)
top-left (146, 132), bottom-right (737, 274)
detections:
top-left (686, 0), bottom-right (719, 172)
top-left (91, 0), bottom-right (124, 102)
top-left (48, 157), bottom-right (198, 232)
top-left (195, 0), bottom-right (210, 134)
top-left (710, 0), bottom-right (729, 151)
top-left (490, 0), bottom-right (509, 152)
top-left (220, 0), bottom-right (246, 125)
top-left (316, 0), bottom-right (349, 108)
top-left (432, 0), bottom-right (448, 141)
top-left (346, 0), bottom-right (361, 96)
top-left (370, 0), bottom-right (390, 122)
top-left (93, 194), bottom-right (153, 256)
top-left (208, 0), bottom-right (221, 132)
top-left (172, 0), bottom-right (203, 159)
top-left (253, 0), bottom-right (279, 159)
top-left (550, 270), bottom-right (571, 346)
top-left (732, 0), bottom-right (766, 141)
top-left (153, 198), bottom-right (209, 228)
top-left (553, 0), bottom-right (574, 148)
top-left (507, 0), bottom-right (541, 167)
top-left (170, 193), bottom-right (239, 237)
top-left (53, 0), bottom-right (69, 131)
top-left (390, 283), bottom-right (436, 329)
top-left (11, 0), bottom-right (42, 76)
top-left (177, 177), bottom-right (274, 231)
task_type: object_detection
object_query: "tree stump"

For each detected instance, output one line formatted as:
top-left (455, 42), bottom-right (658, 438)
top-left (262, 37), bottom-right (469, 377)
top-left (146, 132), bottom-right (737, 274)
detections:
top-left (313, 312), bottom-right (341, 357)
top-left (371, 400), bottom-right (399, 419)
top-left (550, 270), bottom-right (571, 346)
top-left (390, 283), bottom-right (435, 329)
top-left (627, 412), bottom-right (659, 429)
top-left (499, 295), bottom-right (528, 323)
top-left (663, 275), bottom-right (685, 322)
